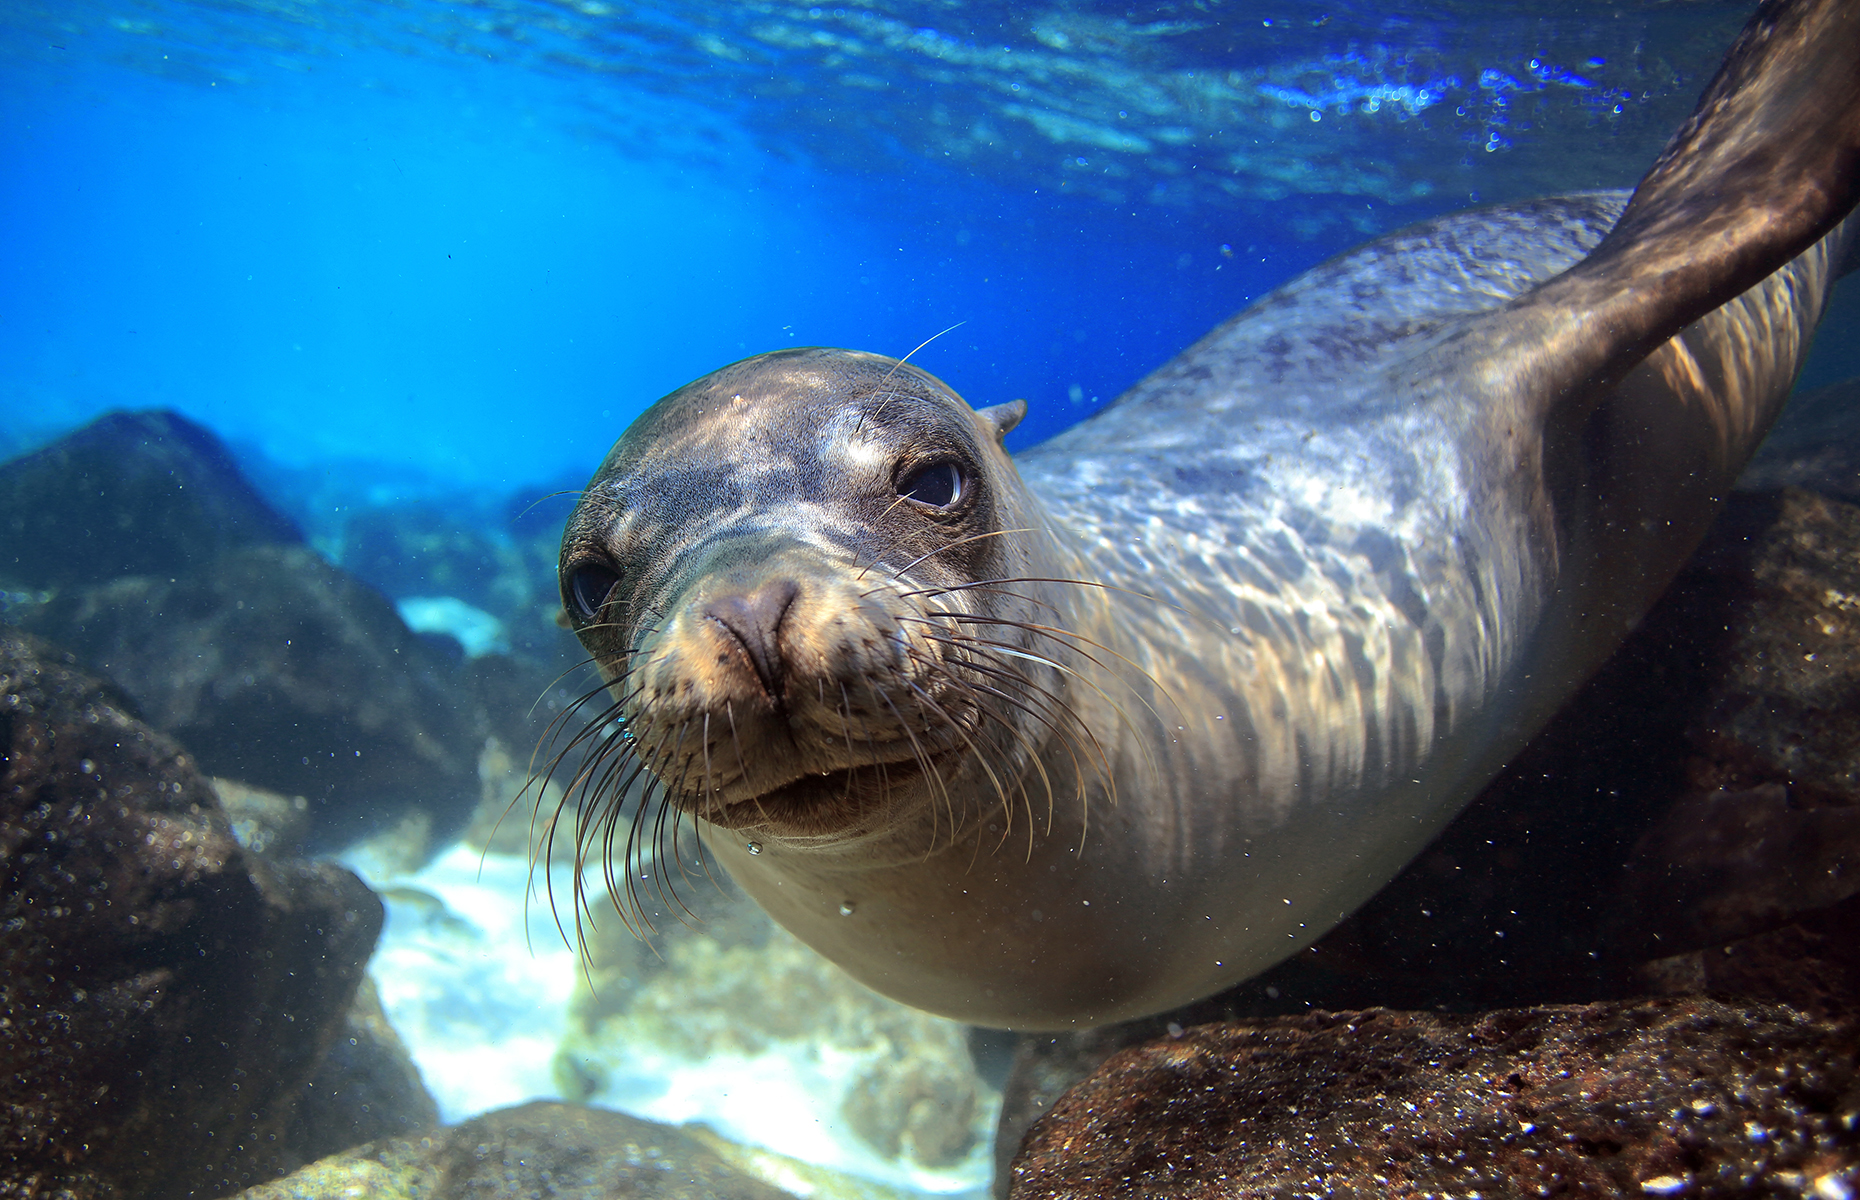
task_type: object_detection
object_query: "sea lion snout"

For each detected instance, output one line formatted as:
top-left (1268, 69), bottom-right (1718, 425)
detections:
top-left (659, 546), bottom-right (908, 714)
top-left (622, 540), bottom-right (974, 832)
top-left (703, 577), bottom-right (801, 700)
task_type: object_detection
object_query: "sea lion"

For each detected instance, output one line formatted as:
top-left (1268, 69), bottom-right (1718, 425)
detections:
top-left (552, 0), bottom-right (1860, 1030)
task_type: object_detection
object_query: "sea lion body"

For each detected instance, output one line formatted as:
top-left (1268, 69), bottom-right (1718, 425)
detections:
top-left (557, 0), bottom-right (1860, 1029)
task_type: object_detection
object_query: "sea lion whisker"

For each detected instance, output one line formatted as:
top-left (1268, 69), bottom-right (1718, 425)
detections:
top-left (532, 695), bottom-right (633, 794)
top-left (873, 686), bottom-right (961, 855)
top-left (597, 764), bottom-right (641, 936)
top-left (563, 737), bottom-right (647, 953)
top-left (916, 581), bottom-right (1069, 624)
top-left (890, 678), bottom-right (948, 851)
top-left (904, 575), bottom-right (1188, 621)
top-left (528, 677), bottom-right (631, 772)
top-left (572, 706), bottom-right (662, 893)
top-left (632, 721), bottom-right (703, 926)
top-left (646, 725), bottom-right (710, 929)
top-left (700, 711), bottom-right (718, 817)
top-left (906, 649), bottom-right (1071, 851)
top-left (864, 675), bottom-right (952, 850)
top-left (925, 609), bottom-right (1177, 734)
top-left (525, 657), bottom-right (621, 724)
top-left (594, 773), bottom-right (660, 944)
top-left (532, 691), bottom-right (636, 866)
top-left (837, 682), bottom-right (866, 805)
top-left (890, 660), bottom-right (1021, 853)
top-left (532, 794), bottom-right (578, 961)
top-left (534, 703), bottom-right (647, 843)
top-left (615, 721), bottom-right (683, 932)
top-left (896, 664), bottom-right (1018, 856)
top-left (882, 321), bottom-right (966, 381)
top-left (658, 762), bottom-right (706, 893)
top-left (524, 692), bottom-right (635, 866)
top-left (668, 714), bottom-right (721, 895)
top-left (513, 488), bottom-right (592, 521)
top-left (580, 739), bottom-right (645, 889)
top-left (581, 757), bottom-right (662, 942)
top-left (542, 671), bottom-right (643, 748)
top-left (915, 646), bottom-right (1092, 798)
top-left (914, 630), bottom-right (1114, 818)
top-left (854, 387), bottom-right (911, 439)
top-left (928, 631), bottom-right (1139, 807)
top-left (944, 611), bottom-right (1172, 704)
top-left (721, 700), bottom-right (779, 831)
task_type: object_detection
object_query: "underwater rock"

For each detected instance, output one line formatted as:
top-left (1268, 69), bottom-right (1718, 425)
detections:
top-left (1609, 785), bottom-right (1860, 961)
top-left (231, 1101), bottom-right (800, 1200)
top-left (11, 544), bottom-right (490, 851)
top-left (288, 977), bottom-right (441, 1166)
top-left (1681, 487), bottom-right (1860, 805)
top-left (0, 409), bottom-right (302, 592)
top-left (1006, 999), bottom-right (1859, 1200)
top-left (212, 776), bottom-right (314, 859)
top-left (0, 409), bottom-right (576, 853)
top-left (1631, 890), bottom-right (1860, 1026)
top-left (841, 1053), bottom-right (981, 1170)
top-left (0, 629), bottom-right (384, 1200)
top-left (1739, 377), bottom-right (1860, 503)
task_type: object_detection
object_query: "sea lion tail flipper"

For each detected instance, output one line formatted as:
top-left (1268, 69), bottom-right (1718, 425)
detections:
top-left (1500, 0), bottom-right (1860, 418)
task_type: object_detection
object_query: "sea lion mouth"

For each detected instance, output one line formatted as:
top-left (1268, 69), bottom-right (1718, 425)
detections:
top-left (695, 751), bottom-right (951, 832)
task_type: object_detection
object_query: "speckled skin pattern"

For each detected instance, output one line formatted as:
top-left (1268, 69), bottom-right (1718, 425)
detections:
top-left (561, 0), bottom-right (1860, 1029)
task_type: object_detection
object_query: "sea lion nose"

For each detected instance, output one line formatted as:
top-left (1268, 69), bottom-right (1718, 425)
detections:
top-left (705, 578), bottom-right (801, 699)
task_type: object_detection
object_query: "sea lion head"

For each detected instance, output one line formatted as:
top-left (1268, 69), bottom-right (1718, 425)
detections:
top-left (558, 348), bottom-right (1071, 860)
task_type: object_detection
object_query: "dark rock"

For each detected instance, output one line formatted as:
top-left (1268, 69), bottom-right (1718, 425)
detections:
top-left (1008, 1000), bottom-right (1860, 1200)
top-left (212, 777), bottom-right (314, 860)
top-left (234, 1101), bottom-right (799, 1199)
top-left (1663, 890), bottom-right (1860, 1022)
top-left (288, 978), bottom-right (439, 1164)
top-left (1609, 785), bottom-right (1860, 958)
top-left (11, 545), bottom-right (489, 850)
top-left (1681, 487), bottom-right (1860, 803)
top-left (0, 629), bottom-right (384, 1200)
top-left (1740, 377), bottom-right (1860, 503)
top-left (0, 410), bottom-right (301, 591)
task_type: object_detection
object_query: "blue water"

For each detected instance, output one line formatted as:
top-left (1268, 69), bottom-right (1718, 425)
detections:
top-left (3, 0), bottom-right (1761, 518)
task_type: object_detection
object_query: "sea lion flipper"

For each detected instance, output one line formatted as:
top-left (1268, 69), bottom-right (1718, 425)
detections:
top-left (1503, 0), bottom-right (1860, 425)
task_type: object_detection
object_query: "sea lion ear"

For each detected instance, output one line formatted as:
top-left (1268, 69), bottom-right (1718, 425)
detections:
top-left (976, 399), bottom-right (1027, 442)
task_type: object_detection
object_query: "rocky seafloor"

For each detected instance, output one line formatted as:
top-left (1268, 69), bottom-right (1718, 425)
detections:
top-left (2, 384), bottom-right (1858, 1198)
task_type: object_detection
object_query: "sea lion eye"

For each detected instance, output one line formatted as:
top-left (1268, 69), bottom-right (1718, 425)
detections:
top-left (567, 561), bottom-right (621, 622)
top-left (897, 460), bottom-right (964, 509)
